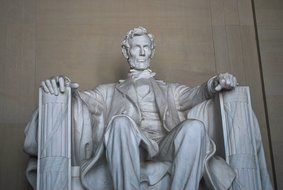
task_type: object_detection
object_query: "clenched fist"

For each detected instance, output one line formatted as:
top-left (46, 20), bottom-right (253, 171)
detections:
top-left (213, 73), bottom-right (238, 92)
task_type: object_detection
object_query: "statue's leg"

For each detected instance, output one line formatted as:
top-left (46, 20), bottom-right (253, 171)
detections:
top-left (158, 119), bottom-right (207, 190)
top-left (104, 116), bottom-right (142, 190)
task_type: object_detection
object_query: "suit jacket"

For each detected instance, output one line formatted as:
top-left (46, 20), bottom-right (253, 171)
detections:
top-left (74, 77), bottom-right (219, 188)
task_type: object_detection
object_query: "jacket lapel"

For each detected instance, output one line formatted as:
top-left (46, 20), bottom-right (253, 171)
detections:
top-left (149, 79), bottom-right (168, 124)
top-left (150, 79), bottom-right (181, 131)
top-left (116, 78), bottom-right (138, 107)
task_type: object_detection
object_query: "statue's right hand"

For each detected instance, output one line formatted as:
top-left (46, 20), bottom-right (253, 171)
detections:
top-left (41, 76), bottom-right (79, 95)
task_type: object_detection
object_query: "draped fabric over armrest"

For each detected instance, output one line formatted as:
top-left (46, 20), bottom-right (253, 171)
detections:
top-left (219, 87), bottom-right (273, 190)
top-left (187, 86), bottom-right (273, 190)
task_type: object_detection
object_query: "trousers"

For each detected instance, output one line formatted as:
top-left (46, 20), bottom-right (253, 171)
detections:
top-left (104, 115), bottom-right (207, 190)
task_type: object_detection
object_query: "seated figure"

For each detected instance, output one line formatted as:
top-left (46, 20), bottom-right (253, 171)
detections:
top-left (24, 27), bottom-right (273, 190)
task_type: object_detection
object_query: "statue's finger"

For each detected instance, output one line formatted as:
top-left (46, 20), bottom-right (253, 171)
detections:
top-left (234, 77), bottom-right (238, 86)
top-left (46, 80), bottom-right (54, 94)
top-left (230, 75), bottom-right (235, 83)
top-left (51, 79), bottom-right (59, 96)
top-left (220, 78), bottom-right (226, 87)
top-left (225, 79), bottom-right (231, 87)
top-left (58, 77), bottom-right (65, 93)
top-left (55, 76), bottom-right (59, 82)
top-left (223, 73), bottom-right (229, 79)
top-left (41, 81), bottom-right (49, 93)
top-left (215, 84), bottom-right (222, 91)
top-left (70, 82), bottom-right (79, 89)
top-left (231, 80), bottom-right (236, 88)
top-left (232, 77), bottom-right (236, 87)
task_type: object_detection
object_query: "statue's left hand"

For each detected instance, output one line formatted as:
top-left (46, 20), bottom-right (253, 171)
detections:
top-left (41, 75), bottom-right (79, 95)
top-left (213, 73), bottom-right (238, 92)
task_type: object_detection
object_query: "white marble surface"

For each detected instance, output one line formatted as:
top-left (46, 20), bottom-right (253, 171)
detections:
top-left (24, 27), bottom-right (272, 190)
top-left (37, 87), bottom-right (72, 190)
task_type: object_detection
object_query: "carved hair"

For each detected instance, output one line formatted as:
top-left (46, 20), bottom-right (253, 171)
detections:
top-left (121, 26), bottom-right (155, 59)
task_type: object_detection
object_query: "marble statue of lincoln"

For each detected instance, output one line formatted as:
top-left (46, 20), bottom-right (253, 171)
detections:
top-left (38, 27), bottom-right (238, 190)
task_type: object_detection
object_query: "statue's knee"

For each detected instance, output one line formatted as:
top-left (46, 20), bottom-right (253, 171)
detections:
top-left (180, 119), bottom-right (205, 137)
top-left (110, 116), bottom-right (133, 132)
top-left (106, 116), bottom-right (139, 146)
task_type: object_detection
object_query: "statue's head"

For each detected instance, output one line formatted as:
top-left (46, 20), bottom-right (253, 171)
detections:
top-left (121, 27), bottom-right (155, 70)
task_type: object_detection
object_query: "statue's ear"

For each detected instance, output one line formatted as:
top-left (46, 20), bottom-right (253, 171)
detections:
top-left (122, 47), bottom-right (129, 59)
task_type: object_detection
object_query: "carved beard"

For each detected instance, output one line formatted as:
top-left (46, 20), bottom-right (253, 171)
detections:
top-left (128, 57), bottom-right (151, 71)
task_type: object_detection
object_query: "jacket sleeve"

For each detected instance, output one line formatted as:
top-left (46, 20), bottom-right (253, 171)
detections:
top-left (75, 85), bottom-right (106, 115)
top-left (174, 79), bottom-right (215, 111)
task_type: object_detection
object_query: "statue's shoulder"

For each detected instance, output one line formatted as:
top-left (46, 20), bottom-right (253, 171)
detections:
top-left (157, 80), bottom-right (182, 88)
top-left (161, 82), bottom-right (192, 92)
top-left (87, 83), bottom-right (116, 95)
top-left (153, 79), bottom-right (186, 90)
top-left (96, 83), bottom-right (116, 90)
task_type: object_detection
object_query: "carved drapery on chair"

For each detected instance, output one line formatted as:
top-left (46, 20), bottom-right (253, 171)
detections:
top-left (219, 87), bottom-right (272, 190)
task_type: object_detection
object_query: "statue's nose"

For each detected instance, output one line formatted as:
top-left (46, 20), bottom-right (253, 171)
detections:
top-left (139, 48), bottom-right (145, 56)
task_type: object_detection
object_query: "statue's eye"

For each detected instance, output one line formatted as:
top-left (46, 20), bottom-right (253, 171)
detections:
top-left (132, 46), bottom-right (139, 51)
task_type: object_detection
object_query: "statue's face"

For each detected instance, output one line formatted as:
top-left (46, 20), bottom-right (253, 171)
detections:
top-left (128, 35), bottom-right (152, 70)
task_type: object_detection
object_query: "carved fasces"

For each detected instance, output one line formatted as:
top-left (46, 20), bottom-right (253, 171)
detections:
top-left (37, 87), bottom-right (72, 190)
top-left (219, 87), bottom-right (264, 190)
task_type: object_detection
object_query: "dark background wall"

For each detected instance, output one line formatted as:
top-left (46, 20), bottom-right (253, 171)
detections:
top-left (0, 0), bottom-right (278, 189)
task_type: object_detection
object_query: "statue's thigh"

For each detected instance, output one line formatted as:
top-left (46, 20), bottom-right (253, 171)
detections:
top-left (157, 119), bottom-right (205, 161)
top-left (105, 115), bottom-right (160, 158)
top-left (104, 115), bottom-right (141, 143)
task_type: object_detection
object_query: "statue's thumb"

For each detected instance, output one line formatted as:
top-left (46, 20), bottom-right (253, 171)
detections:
top-left (70, 82), bottom-right (79, 89)
top-left (215, 84), bottom-right (222, 92)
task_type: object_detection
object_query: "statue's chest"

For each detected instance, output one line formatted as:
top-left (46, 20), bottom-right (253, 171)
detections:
top-left (135, 82), bottom-right (151, 99)
top-left (134, 80), bottom-right (156, 105)
top-left (134, 81), bottom-right (159, 118)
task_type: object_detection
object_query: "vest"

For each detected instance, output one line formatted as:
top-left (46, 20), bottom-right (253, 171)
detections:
top-left (134, 79), bottom-right (167, 142)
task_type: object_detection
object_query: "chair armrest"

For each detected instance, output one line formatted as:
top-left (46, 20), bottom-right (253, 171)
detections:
top-left (37, 87), bottom-right (72, 190)
top-left (218, 86), bottom-right (265, 189)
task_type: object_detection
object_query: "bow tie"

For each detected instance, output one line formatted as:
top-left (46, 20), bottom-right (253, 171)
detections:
top-left (128, 69), bottom-right (156, 80)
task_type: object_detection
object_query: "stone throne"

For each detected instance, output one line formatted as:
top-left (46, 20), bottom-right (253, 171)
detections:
top-left (24, 86), bottom-right (273, 190)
